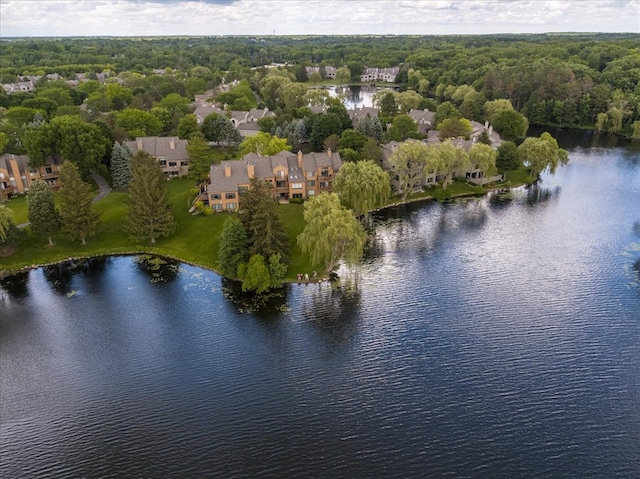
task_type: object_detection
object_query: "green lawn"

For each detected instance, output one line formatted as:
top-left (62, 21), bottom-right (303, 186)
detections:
top-left (1, 167), bottom-right (532, 279)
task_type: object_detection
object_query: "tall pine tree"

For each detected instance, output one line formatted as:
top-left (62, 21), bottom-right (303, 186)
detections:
top-left (27, 179), bottom-right (59, 246)
top-left (111, 141), bottom-right (133, 191)
top-left (58, 160), bottom-right (100, 245)
top-left (127, 151), bottom-right (176, 243)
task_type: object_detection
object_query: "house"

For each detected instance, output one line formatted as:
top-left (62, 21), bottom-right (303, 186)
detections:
top-left (125, 136), bottom-right (189, 178)
top-left (193, 104), bottom-right (226, 125)
top-left (382, 140), bottom-right (442, 195)
top-left (348, 106), bottom-right (380, 126)
top-left (207, 149), bottom-right (342, 212)
top-left (0, 154), bottom-right (62, 200)
top-left (408, 109), bottom-right (436, 133)
top-left (360, 66), bottom-right (400, 83)
top-left (305, 66), bottom-right (337, 79)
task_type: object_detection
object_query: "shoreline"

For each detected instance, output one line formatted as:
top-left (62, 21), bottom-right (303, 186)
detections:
top-left (0, 182), bottom-right (523, 281)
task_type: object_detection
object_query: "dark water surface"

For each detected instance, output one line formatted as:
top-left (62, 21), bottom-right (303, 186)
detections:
top-left (1, 131), bottom-right (639, 478)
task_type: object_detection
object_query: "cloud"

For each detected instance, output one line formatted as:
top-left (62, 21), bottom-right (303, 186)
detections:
top-left (0, 0), bottom-right (638, 37)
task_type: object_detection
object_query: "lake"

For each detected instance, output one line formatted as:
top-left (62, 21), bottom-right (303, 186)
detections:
top-left (325, 84), bottom-right (395, 109)
top-left (1, 130), bottom-right (639, 478)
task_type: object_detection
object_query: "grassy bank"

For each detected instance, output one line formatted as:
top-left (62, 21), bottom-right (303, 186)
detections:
top-left (1, 169), bottom-right (530, 279)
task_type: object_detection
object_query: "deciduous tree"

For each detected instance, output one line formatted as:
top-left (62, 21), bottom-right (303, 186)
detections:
top-left (239, 132), bottom-right (291, 157)
top-left (297, 192), bottom-right (367, 273)
top-left (333, 160), bottom-right (390, 216)
top-left (468, 143), bottom-right (498, 179)
top-left (518, 132), bottom-right (568, 179)
top-left (387, 140), bottom-right (429, 201)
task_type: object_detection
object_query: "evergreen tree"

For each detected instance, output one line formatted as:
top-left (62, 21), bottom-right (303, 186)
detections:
top-left (356, 115), bottom-right (383, 143)
top-left (0, 205), bottom-right (26, 253)
top-left (239, 177), bottom-right (289, 264)
top-left (27, 179), bottom-right (59, 246)
top-left (186, 132), bottom-right (216, 182)
top-left (127, 151), bottom-right (176, 243)
top-left (110, 141), bottom-right (133, 191)
top-left (57, 160), bottom-right (100, 245)
top-left (217, 215), bottom-right (249, 278)
top-left (496, 141), bottom-right (521, 172)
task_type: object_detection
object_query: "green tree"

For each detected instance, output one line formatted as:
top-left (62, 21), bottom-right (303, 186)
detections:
top-left (297, 192), bottom-right (367, 273)
top-left (115, 108), bottom-right (163, 138)
top-left (356, 115), bottom-right (384, 143)
top-left (339, 129), bottom-right (367, 152)
top-left (309, 113), bottom-right (344, 151)
top-left (0, 203), bottom-right (13, 244)
top-left (425, 141), bottom-right (470, 189)
top-left (281, 82), bottom-right (308, 113)
top-left (483, 99), bottom-right (514, 123)
top-left (186, 132), bottom-right (216, 181)
top-left (201, 113), bottom-right (240, 146)
top-left (237, 254), bottom-right (272, 293)
top-left (177, 114), bottom-right (199, 139)
top-left (239, 177), bottom-right (289, 263)
top-left (333, 160), bottom-right (391, 216)
top-left (387, 140), bottom-right (429, 201)
top-left (127, 151), bottom-right (176, 243)
top-left (27, 179), bottom-right (59, 246)
top-left (0, 132), bottom-right (8, 154)
top-left (386, 114), bottom-right (420, 142)
top-left (57, 160), bottom-right (100, 245)
top-left (433, 101), bottom-right (461, 128)
top-left (217, 215), bottom-right (249, 278)
top-left (491, 109), bottom-right (529, 142)
top-left (110, 141), bottom-right (133, 191)
top-left (336, 67), bottom-right (351, 85)
top-left (496, 141), bottom-right (521, 173)
top-left (437, 117), bottom-right (473, 140)
top-left (239, 132), bottom-right (291, 156)
top-left (518, 132), bottom-right (569, 179)
top-left (377, 91), bottom-right (398, 124)
top-left (468, 143), bottom-right (498, 179)
top-left (360, 138), bottom-right (384, 165)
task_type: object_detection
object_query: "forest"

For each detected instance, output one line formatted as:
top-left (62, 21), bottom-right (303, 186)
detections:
top-left (0, 33), bottom-right (639, 137)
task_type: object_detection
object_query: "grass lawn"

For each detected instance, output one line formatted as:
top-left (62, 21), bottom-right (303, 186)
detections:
top-left (1, 166), bottom-right (533, 279)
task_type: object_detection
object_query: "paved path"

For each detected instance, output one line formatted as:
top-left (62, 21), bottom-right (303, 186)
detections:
top-left (91, 173), bottom-right (111, 203)
top-left (16, 173), bottom-right (110, 229)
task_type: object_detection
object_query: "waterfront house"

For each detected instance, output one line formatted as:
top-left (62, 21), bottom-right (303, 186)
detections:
top-left (207, 149), bottom-right (342, 212)
top-left (0, 154), bottom-right (62, 200)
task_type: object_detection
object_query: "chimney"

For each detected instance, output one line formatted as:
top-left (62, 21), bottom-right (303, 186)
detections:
top-left (484, 120), bottom-right (489, 129)
top-left (327, 148), bottom-right (332, 158)
top-left (489, 126), bottom-right (493, 135)
top-left (297, 150), bottom-right (303, 168)
top-left (224, 162), bottom-right (231, 177)
top-left (136, 138), bottom-right (143, 151)
top-left (169, 138), bottom-right (175, 150)
top-left (247, 161), bottom-right (255, 178)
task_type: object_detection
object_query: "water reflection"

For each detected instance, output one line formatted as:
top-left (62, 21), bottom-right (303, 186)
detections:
top-left (135, 254), bottom-right (180, 283)
top-left (0, 271), bottom-right (29, 300)
top-left (220, 277), bottom-right (289, 316)
top-left (41, 258), bottom-right (108, 295)
top-left (524, 183), bottom-right (560, 205)
top-left (301, 279), bottom-right (362, 346)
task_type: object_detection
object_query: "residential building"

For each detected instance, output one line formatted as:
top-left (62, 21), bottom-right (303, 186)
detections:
top-left (348, 106), bottom-right (380, 126)
top-left (360, 66), bottom-right (400, 83)
top-left (0, 154), bottom-right (62, 200)
top-left (125, 136), bottom-right (189, 178)
top-left (207, 149), bottom-right (342, 212)
top-left (408, 109), bottom-right (436, 133)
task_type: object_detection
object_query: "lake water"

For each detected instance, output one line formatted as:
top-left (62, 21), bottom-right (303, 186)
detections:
top-left (1, 131), bottom-right (639, 478)
top-left (325, 84), bottom-right (395, 109)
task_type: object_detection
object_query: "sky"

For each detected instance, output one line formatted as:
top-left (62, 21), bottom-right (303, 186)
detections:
top-left (0, 0), bottom-right (638, 37)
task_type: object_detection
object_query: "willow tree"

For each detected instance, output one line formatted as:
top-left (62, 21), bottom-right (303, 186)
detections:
top-left (127, 151), bottom-right (176, 243)
top-left (297, 193), bottom-right (367, 274)
top-left (0, 204), bottom-right (14, 243)
top-left (333, 160), bottom-right (391, 217)
top-left (518, 132), bottom-right (569, 179)
top-left (58, 160), bottom-right (100, 245)
top-left (386, 140), bottom-right (429, 202)
top-left (426, 141), bottom-right (470, 189)
top-left (468, 143), bottom-right (498, 180)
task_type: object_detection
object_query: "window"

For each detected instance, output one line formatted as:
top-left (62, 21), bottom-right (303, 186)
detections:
top-left (226, 203), bottom-right (236, 210)
top-left (159, 160), bottom-right (166, 167)
top-left (307, 181), bottom-right (315, 187)
top-left (277, 170), bottom-right (285, 178)
top-left (168, 162), bottom-right (177, 167)
top-left (225, 192), bottom-right (236, 199)
top-left (238, 186), bottom-right (249, 196)
top-left (291, 183), bottom-right (303, 189)
top-left (180, 161), bottom-right (188, 166)
top-left (307, 189), bottom-right (315, 196)
top-left (45, 167), bottom-right (52, 174)
top-left (321, 167), bottom-right (329, 177)
top-left (320, 181), bottom-right (329, 188)
top-left (212, 193), bottom-right (221, 200)
top-left (292, 193), bottom-right (303, 199)
top-left (307, 172), bottom-right (315, 179)
top-left (213, 204), bottom-right (222, 211)
top-left (276, 180), bottom-right (287, 188)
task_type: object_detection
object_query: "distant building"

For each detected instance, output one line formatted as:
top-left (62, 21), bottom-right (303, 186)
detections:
top-left (360, 66), bottom-right (400, 83)
top-left (0, 154), bottom-right (62, 200)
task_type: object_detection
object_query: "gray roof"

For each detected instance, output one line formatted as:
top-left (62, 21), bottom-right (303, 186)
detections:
top-left (348, 106), bottom-right (379, 125)
top-left (125, 136), bottom-right (188, 161)
top-left (0, 153), bottom-right (30, 174)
